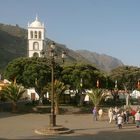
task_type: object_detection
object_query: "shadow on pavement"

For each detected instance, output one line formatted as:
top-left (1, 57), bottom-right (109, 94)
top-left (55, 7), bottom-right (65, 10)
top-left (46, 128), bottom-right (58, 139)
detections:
top-left (21, 127), bottom-right (140, 140)
top-left (0, 112), bottom-right (22, 119)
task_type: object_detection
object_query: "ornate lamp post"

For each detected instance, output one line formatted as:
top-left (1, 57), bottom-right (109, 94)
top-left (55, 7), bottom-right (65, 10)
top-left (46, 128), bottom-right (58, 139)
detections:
top-left (41, 41), bottom-right (66, 127)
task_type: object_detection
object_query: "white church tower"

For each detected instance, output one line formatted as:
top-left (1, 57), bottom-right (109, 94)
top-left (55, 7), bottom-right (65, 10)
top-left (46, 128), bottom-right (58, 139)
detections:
top-left (27, 16), bottom-right (45, 57)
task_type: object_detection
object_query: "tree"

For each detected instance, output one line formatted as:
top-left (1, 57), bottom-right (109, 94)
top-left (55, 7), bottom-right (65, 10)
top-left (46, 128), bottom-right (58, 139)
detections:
top-left (4, 57), bottom-right (29, 83)
top-left (61, 63), bottom-right (107, 105)
top-left (109, 66), bottom-right (140, 105)
top-left (47, 80), bottom-right (67, 114)
top-left (4, 57), bottom-right (52, 86)
top-left (1, 80), bottom-right (25, 112)
top-left (34, 78), bottom-right (48, 105)
top-left (4, 57), bottom-right (62, 104)
top-left (110, 66), bottom-right (140, 90)
top-left (62, 63), bottom-right (101, 89)
top-left (87, 88), bottom-right (108, 107)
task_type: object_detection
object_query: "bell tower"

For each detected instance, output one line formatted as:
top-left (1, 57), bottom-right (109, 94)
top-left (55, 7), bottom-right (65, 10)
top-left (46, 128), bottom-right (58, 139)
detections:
top-left (27, 16), bottom-right (45, 57)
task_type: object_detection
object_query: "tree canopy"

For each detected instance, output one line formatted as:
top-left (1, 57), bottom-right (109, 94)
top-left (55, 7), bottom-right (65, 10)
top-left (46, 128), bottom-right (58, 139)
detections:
top-left (109, 66), bottom-right (140, 90)
top-left (4, 57), bottom-right (62, 101)
top-left (61, 63), bottom-right (113, 92)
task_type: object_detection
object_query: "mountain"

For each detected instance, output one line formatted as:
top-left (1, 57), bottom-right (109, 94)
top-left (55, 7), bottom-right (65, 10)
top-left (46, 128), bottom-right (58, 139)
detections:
top-left (0, 23), bottom-right (27, 69)
top-left (76, 50), bottom-right (124, 71)
top-left (0, 23), bottom-right (123, 72)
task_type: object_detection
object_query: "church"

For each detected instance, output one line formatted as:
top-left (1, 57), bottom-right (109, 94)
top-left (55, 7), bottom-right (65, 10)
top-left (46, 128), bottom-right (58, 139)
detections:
top-left (27, 16), bottom-right (67, 60)
top-left (27, 16), bottom-right (45, 57)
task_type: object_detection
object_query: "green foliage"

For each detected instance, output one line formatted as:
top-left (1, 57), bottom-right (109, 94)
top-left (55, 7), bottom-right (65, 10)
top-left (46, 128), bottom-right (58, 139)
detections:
top-left (5, 57), bottom-right (49, 87)
top-left (54, 80), bottom-right (67, 97)
top-left (4, 57), bottom-right (63, 102)
top-left (87, 88), bottom-right (108, 107)
top-left (61, 63), bottom-right (107, 90)
top-left (46, 80), bottom-right (67, 114)
top-left (1, 81), bottom-right (25, 112)
top-left (4, 57), bottom-right (28, 82)
top-left (46, 80), bottom-right (67, 103)
top-left (110, 66), bottom-right (140, 90)
top-left (1, 82), bottom-right (25, 102)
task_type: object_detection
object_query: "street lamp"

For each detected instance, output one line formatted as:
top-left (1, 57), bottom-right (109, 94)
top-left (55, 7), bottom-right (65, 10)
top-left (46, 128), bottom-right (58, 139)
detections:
top-left (41, 41), bottom-right (66, 127)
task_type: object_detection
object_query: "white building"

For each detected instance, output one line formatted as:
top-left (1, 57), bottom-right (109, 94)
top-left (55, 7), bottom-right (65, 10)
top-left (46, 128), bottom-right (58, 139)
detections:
top-left (27, 16), bottom-right (45, 57)
top-left (22, 88), bottom-right (39, 100)
top-left (130, 90), bottom-right (140, 99)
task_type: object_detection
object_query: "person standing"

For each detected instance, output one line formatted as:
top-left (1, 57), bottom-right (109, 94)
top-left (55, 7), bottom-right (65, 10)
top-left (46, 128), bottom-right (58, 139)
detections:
top-left (92, 107), bottom-right (98, 121)
top-left (108, 107), bottom-right (113, 123)
top-left (130, 108), bottom-right (136, 124)
top-left (98, 108), bottom-right (103, 120)
top-left (135, 110), bottom-right (140, 128)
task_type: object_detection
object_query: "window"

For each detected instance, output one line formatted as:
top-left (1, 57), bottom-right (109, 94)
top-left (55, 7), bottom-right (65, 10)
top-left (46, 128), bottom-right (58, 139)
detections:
top-left (39, 31), bottom-right (42, 39)
top-left (33, 42), bottom-right (39, 50)
top-left (30, 31), bottom-right (33, 38)
top-left (34, 31), bottom-right (37, 39)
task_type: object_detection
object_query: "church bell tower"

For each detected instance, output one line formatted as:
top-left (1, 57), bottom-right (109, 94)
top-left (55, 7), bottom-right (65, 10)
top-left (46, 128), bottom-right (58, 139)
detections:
top-left (27, 16), bottom-right (45, 57)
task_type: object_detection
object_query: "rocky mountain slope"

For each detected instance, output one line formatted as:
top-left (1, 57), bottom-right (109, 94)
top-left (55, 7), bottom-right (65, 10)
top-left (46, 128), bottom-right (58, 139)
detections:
top-left (76, 50), bottom-right (124, 71)
top-left (0, 23), bottom-right (123, 72)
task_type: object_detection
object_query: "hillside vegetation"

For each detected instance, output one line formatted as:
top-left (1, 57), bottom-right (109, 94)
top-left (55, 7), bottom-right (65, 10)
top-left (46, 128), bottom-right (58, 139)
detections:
top-left (0, 23), bottom-right (123, 72)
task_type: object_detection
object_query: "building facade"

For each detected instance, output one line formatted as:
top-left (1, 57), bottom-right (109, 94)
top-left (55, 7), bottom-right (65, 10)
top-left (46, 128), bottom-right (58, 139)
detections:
top-left (27, 16), bottom-right (45, 57)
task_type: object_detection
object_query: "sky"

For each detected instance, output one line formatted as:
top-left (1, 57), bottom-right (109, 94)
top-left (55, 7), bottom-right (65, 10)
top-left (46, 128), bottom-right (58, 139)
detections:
top-left (0, 0), bottom-right (140, 67)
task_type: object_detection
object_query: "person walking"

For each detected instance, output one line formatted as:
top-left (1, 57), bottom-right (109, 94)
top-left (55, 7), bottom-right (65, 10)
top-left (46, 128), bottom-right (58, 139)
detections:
top-left (117, 114), bottom-right (123, 129)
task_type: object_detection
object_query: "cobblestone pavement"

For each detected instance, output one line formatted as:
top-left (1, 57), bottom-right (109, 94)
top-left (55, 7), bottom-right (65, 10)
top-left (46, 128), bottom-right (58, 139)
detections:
top-left (0, 112), bottom-right (140, 139)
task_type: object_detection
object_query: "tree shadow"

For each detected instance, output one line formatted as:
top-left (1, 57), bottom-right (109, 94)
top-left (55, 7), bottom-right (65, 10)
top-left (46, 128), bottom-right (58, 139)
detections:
top-left (21, 125), bottom-right (140, 140)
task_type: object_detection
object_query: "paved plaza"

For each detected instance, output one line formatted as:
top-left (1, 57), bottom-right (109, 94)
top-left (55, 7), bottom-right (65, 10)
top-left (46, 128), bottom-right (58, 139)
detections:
top-left (0, 112), bottom-right (140, 139)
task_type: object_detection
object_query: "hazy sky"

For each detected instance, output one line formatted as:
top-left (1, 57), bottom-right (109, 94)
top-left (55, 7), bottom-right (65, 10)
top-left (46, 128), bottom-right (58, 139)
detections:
top-left (0, 0), bottom-right (140, 67)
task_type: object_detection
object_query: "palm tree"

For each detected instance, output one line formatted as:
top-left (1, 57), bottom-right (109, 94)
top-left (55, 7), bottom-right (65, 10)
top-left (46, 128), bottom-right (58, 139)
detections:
top-left (1, 81), bottom-right (25, 112)
top-left (87, 88), bottom-right (108, 108)
top-left (54, 80), bottom-right (67, 114)
top-left (47, 80), bottom-right (67, 114)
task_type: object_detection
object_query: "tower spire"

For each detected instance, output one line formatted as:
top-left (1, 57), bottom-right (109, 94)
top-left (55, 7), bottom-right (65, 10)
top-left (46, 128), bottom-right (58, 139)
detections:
top-left (36, 14), bottom-right (38, 21)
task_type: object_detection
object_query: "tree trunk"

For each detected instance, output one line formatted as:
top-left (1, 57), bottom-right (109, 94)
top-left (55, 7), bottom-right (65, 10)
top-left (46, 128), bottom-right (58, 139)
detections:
top-left (55, 101), bottom-right (59, 115)
top-left (78, 94), bottom-right (85, 106)
top-left (12, 102), bottom-right (17, 113)
top-left (38, 97), bottom-right (43, 106)
top-left (54, 93), bottom-right (60, 115)
top-left (126, 93), bottom-right (130, 106)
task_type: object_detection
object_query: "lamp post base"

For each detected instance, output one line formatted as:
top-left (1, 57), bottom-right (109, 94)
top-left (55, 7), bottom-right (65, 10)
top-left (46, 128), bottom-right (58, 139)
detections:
top-left (35, 125), bottom-right (73, 135)
top-left (49, 114), bottom-right (56, 127)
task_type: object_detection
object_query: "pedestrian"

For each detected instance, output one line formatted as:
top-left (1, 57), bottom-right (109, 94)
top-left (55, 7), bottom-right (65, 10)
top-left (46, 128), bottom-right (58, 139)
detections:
top-left (117, 114), bottom-right (123, 129)
top-left (124, 109), bottom-right (130, 123)
top-left (98, 108), bottom-right (103, 120)
top-left (130, 108), bottom-right (136, 124)
top-left (108, 107), bottom-right (113, 123)
top-left (92, 107), bottom-right (98, 121)
top-left (126, 109), bottom-right (130, 123)
top-left (135, 110), bottom-right (140, 128)
top-left (114, 106), bottom-right (119, 114)
top-left (113, 109), bottom-right (117, 124)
